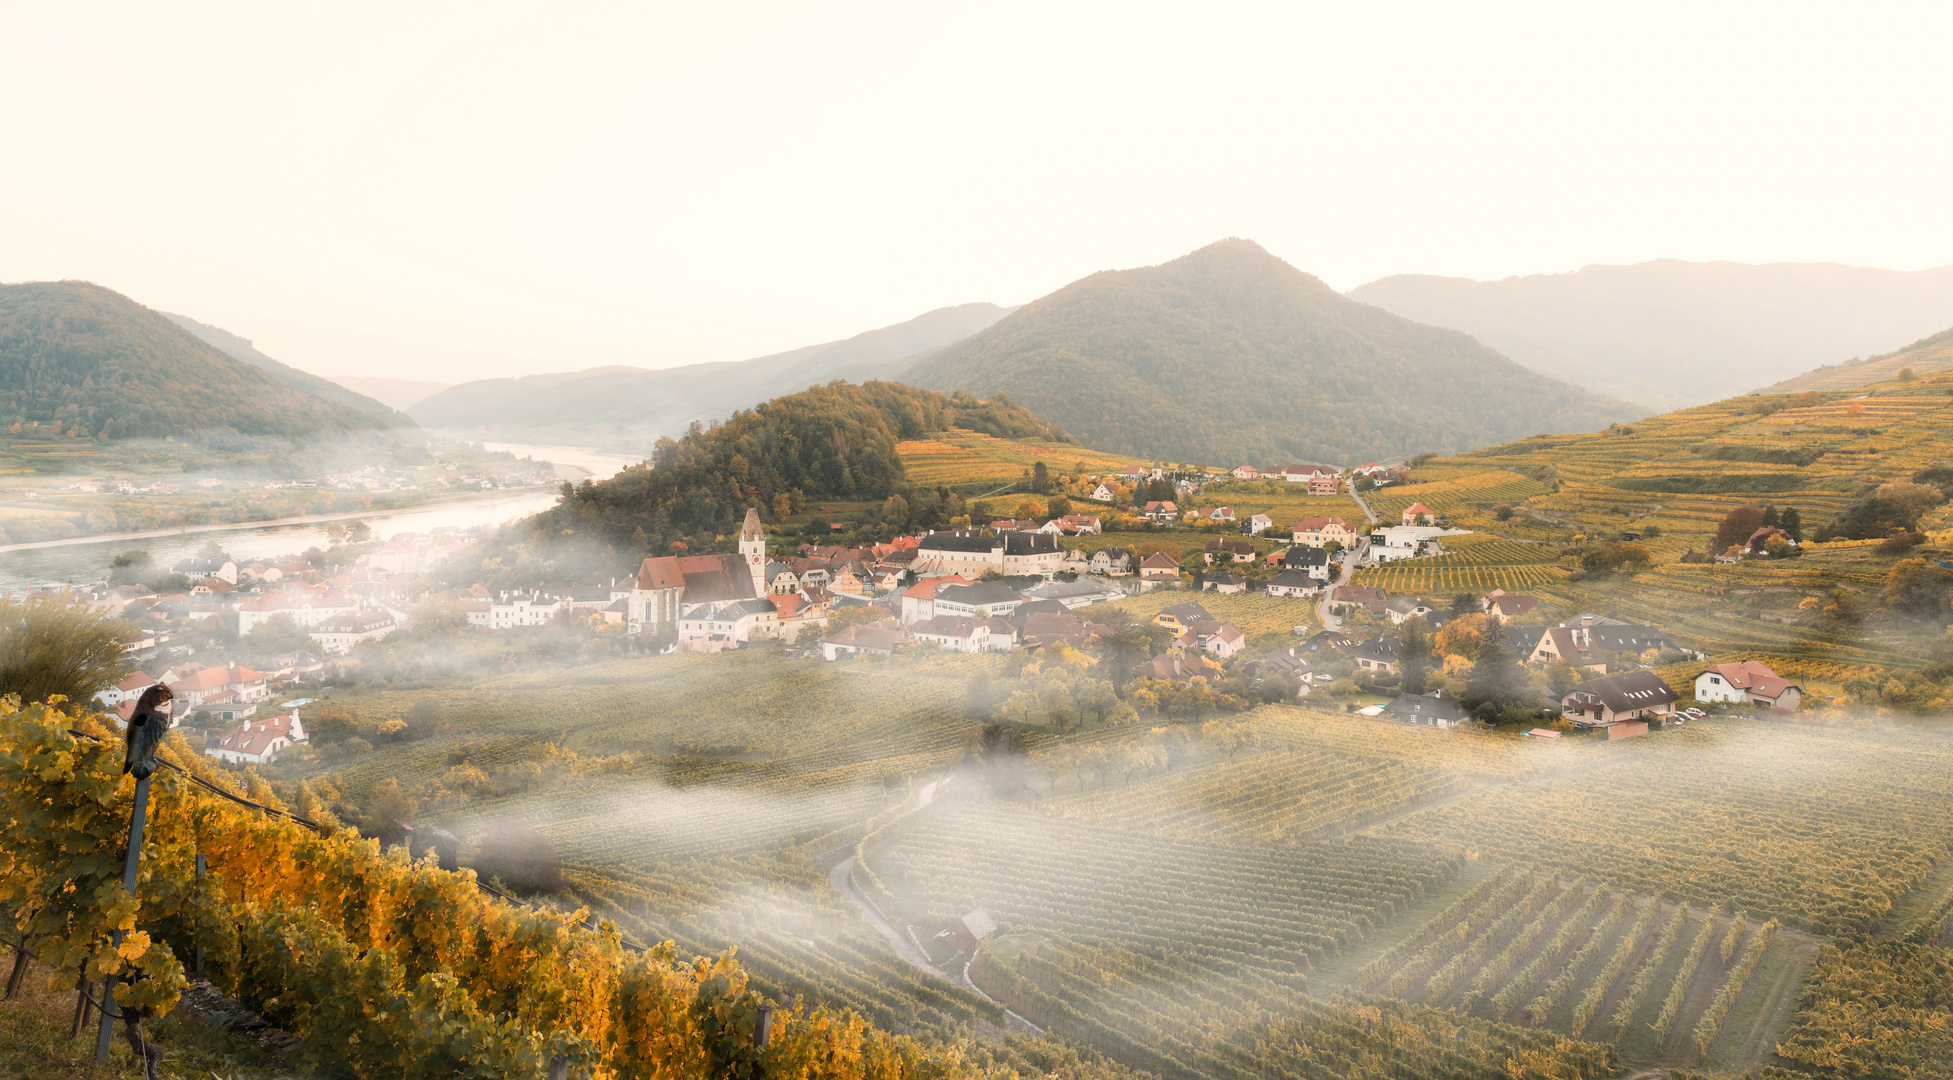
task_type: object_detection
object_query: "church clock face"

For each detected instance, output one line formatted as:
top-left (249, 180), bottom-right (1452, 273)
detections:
top-left (751, 554), bottom-right (761, 563)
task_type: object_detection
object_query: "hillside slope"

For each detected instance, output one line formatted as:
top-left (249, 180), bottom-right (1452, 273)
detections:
top-left (0, 281), bottom-right (400, 439)
top-left (1761, 325), bottom-right (1953, 393)
top-left (1350, 260), bottom-right (1953, 410)
top-left (897, 239), bottom-right (1641, 465)
top-left (161, 311), bottom-right (417, 429)
top-left (409, 302), bottom-right (1017, 449)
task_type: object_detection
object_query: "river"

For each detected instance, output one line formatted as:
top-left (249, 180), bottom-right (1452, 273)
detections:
top-left (0, 444), bottom-right (641, 591)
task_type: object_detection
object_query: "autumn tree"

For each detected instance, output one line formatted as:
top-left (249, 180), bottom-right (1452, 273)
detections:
top-left (1711, 505), bottom-right (1766, 554)
top-left (1881, 559), bottom-right (1953, 621)
top-left (0, 595), bottom-right (132, 706)
top-left (1435, 612), bottom-right (1492, 659)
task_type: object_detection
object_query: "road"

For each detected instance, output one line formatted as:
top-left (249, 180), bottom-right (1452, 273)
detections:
top-left (827, 855), bottom-right (1043, 1034)
top-left (1315, 488), bottom-right (1378, 631)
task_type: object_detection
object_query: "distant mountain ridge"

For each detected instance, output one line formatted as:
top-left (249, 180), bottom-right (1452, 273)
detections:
top-left (324, 375), bottom-right (453, 412)
top-left (408, 302), bottom-right (1017, 449)
top-left (1350, 260), bottom-right (1953, 410)
top-left (894, 239), bottom-right (1643, 465)
top-left (161, 312), bottom-right (416, 429)
top-left (0, 281), bottom-right (403, 439)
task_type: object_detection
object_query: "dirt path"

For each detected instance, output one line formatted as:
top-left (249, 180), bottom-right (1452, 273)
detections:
top-left (1724, 937), bottom-right (1817, 1070)
top-left (826, 856), bottom-right (1043, 1035)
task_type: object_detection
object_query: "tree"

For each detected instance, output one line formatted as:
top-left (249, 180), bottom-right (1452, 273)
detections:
top-left (1032, 460), bottom-right (1051, 494)
top-left (1711, 505), bottom-right (1766, 554)
top-left (1544, 659), bottom-right (1580, 696)
top-left (1493, 504), bottom-right (1514, 521)
top-left (1449, 593), bottom-right (1477, 615)
top-left (411, 594), bottom-right (470, 637)
top-left (1047, 495), bottom-right (1073, 518)
top-left (108, 548), bottom-right (153, 584)
top-left (1880, 559), bottom-right (1953, 621)
top-left (1760, 505), bottom-right (1779, 528)
top-left (309, 706), bottom-right (360, 745)
top-left (238, 613), bottom-right (311, 660)
top-left (1779, 506), bottom-right (1803, 542)
top-left (1398, 617), bottom-right (1433, 694)
top-left (1435, 612), bottom-right (1492, 659)
top-left (1581, 542), bottom-right (1652, 573)
top-left (1462, 628), bottom-right (1532, 719)
top-left (0, 596), bottom-right (133, 706)
top-left (1874, 482), bottom-right (1946, 525)
top-left (348, 520), bottom-right (373, 543)
top-left (1090, 613), bottom-right (1170, 686)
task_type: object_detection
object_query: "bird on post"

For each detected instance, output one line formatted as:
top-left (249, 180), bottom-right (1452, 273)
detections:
top-left (122, 685), bottom-right (173, 780)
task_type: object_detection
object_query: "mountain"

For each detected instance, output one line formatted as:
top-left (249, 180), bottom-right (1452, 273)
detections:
top-left (894, 239), bottom-right (1642, 466)
top-left (1349, 261), bottom-right (1953, 410)
top-left (161, 312), bottom-right (417, 429)
top-left (0, 281), bottom-right (404, 439)
top-left (408, 302), bottom-right (1017, 449)
top-left (1761, 324), bottom-right (1953, 394)
top-left (323, 375), bottom-right (453, 412)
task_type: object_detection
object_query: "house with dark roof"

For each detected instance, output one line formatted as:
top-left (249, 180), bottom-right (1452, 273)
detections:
top-left (1203, 538), bottom-right (1256, 564)
top-left (1384, 596), bottom-right (1439, 625)
top-left (1176, 620), bottom-right (1246, 658)
top-left (1280, 546), bottom-right (1333, 580)
top-left (1694, 660), bottom-right (1803, 710)
top-left (677, 597), bottom-right (779, 653)
top-left (1202, 571), bottom-right (1245, 594)
top-left (1089, 547), bottom-right (1133, 576)
top-left (1265, 569), bottom-right (1319, 597)
top-left (932, 581), bottom-right (1024, 618)
top-left (1153, 601), bottom-right (1213, 634)
top-left (1351, 636), bottom-right (1401, 674)
top-left (1384, 688), bottom-right (1470, 729)
top-left (1561, 670), bottom-right (1680, 729)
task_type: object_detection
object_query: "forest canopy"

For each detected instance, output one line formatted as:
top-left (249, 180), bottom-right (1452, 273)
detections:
top-left (531, 380), bottom-right (1069, 551)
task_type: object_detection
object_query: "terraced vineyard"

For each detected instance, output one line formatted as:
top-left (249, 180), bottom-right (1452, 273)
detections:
top-left (1353, 560), bottom-right (1572, 594)
top-left (1044, 746), bottom-right (1470, 846)
top-left (1363, 465), bottom-right (1547, 527)
top-left (870, 801), bottom-right (1615, 1079)
top-left (896, 431), bottom-right (1144, 489)
top-left (1380, 720), bottom-right (1953, 934)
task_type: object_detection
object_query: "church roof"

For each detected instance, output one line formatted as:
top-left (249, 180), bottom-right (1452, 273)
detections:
top-left (741, 507), bottom-right (766, 542)
top-left (635, 553), bottom-right (758, 602)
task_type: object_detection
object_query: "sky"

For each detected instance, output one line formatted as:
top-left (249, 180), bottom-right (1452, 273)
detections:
top-left (3, 3), bottom-right (1951, 384)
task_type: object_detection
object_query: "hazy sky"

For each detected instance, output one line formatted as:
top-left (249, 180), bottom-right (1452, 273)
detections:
top-left (3, 4), bottom-right (1950, 384)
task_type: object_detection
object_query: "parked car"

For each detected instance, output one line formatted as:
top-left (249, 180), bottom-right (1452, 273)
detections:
top-left (1683, 707), bottom-right (1706, 719)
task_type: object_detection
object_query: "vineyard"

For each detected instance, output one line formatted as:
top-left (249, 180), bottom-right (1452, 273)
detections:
top-left (867, 801), bottom-right (1616, 1080)
top-left (1379, 720), bottom-right (1953, 934)
top-left (1043, 746), bottom-right (1471, 846)
top-left (1344, 862), bottom-right (1804, 1070)
top-left (1090, 589), bottom-right (1316, 640)
top-left (895, 431), bottom-right (1145, 489)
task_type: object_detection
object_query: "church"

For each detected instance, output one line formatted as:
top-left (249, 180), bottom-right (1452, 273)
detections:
top-left (628, 508), bottom-right (773, 640)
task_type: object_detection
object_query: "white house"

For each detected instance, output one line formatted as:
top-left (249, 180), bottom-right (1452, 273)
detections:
top-left (308, 609), bottom-right (399, 655)
top-left (202, 712), bottom-right (307, 766)
top-left (1246, 513), bottom-right (1274, 535)
top-left (907, 614), bottom-right (1016, 654)
top-left (1694, 660), bottom-right (1803, 711)
top-left (1368, 525), bottom-right (1454, 563)
top-left (677, 597), bottom-right (779, 652)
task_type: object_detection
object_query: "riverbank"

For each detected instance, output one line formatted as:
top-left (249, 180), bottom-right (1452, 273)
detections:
top-left (0, 485), bottom-right (553, 555)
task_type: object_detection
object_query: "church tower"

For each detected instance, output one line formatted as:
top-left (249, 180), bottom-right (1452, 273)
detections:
top-left (739, 507), bottom-right (767, 597)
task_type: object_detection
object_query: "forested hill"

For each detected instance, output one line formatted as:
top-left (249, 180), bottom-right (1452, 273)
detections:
top-left (897, 239), bottom-right (1642, 466)
top-left (535, 381), bottom-right (1068, 550)
top-left (0, 281), bottom-right (402, 438)
top-left (161, 311), bottom-right (418, 429)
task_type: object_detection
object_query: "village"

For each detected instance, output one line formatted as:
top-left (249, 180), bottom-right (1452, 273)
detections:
top-left (27, 458), bottom-right (1816, 774)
